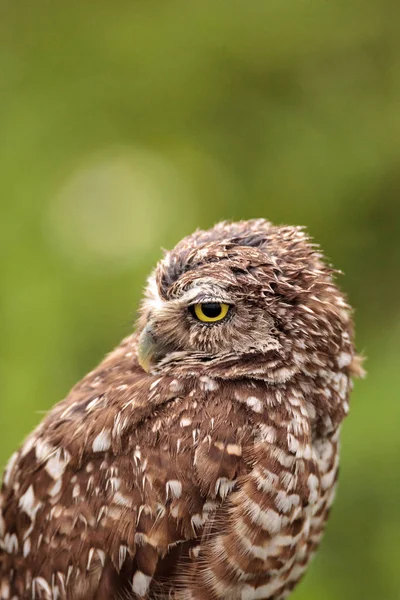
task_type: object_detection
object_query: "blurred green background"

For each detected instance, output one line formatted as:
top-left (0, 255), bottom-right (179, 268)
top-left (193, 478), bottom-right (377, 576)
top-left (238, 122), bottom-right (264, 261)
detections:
top-left (1, 1), bottom-right (399, 598)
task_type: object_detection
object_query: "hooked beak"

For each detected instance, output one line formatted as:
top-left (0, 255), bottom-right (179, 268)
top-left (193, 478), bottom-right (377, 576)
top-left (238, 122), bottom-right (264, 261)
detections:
top-left (137, 324), bottom-right (167, 373)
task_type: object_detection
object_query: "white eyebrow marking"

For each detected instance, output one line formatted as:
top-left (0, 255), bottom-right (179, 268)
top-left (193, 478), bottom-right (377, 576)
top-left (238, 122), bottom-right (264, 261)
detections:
top-left (182, 283), bottom-right (231, 305)
top-left (144, 274), bottom-right (165, 312)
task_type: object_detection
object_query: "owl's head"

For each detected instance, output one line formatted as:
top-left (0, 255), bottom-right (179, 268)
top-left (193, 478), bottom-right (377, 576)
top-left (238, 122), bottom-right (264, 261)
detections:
top-left (137, 219), bottom-right (359, 382)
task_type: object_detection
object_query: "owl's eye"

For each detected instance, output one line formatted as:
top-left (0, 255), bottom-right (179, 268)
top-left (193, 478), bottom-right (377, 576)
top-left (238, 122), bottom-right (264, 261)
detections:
top-left (191, 302), bottom-right (230, 323)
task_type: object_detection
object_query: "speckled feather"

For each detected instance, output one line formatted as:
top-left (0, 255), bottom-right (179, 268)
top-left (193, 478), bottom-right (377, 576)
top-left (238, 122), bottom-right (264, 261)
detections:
top-left (0, 219), bottom-right (363, 599)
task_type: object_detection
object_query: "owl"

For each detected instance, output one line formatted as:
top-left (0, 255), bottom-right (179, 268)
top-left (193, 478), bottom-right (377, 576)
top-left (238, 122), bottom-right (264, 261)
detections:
top-left (0, 219), bottom-right (363, 600)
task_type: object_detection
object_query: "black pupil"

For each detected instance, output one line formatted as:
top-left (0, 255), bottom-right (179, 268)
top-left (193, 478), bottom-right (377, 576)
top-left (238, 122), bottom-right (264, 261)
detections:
top-left (201, 302), bottom-right (222, 318)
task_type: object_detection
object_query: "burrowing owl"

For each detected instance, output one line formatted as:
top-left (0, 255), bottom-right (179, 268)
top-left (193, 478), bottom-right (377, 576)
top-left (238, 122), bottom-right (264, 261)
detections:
top-left (0, 219), bottom-right (363, 600)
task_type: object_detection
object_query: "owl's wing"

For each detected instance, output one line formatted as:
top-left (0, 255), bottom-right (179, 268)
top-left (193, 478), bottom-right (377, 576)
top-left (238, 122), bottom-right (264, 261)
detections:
top-left (0, 340), bottom-right (250, 600)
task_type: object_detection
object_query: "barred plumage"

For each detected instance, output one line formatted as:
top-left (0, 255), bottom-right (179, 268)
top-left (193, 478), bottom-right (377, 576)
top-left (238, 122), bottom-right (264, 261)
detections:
top-left (0, 219), bottom-right (363, 599)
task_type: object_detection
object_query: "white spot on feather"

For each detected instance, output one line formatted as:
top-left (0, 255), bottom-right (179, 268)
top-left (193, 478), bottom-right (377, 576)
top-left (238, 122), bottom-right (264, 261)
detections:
top-left (215, 477), bottom-right (236, 499)
top-left (322, 466), bottom-right (337, 491)
top-left (92, 429), bottom-right (111, 452)
top-left (20, 435), bottom-right (37, 457)
top-left (338, 352), bottom-right (352, 368)
top-left (66, 566), bottom-right (73, 585)
top-left (280, 470), bottom-right (298, 491)
top-left (257, 424), bottom-right (276, 443)
top-left (97, 549), bottom-right (106, 566)
top-left (22, 538), bottom-right (31, 558)
top-left (190, 545), bottom-right (200, 558)
top-left (133, 446), bottom-right (142, 466)
top-left (241, 578), bottom-right (283, 599)
top-left (150, 377), bottom-right (162, 391)
top-left (333, 371), bottom-right (348, 400)
top-left (246, 396), bottom-right (263, 413)
top-left (0, 581), bottom-right (10, 599)
top-left (119, 545), bottom-right (128, 569)
top-left (287, 434), bottom-right (299, 454)
top-left (166, 480), bottom-right (182, 499)
top-left (33, 577), bottom-right (52, 599)
top-left (45, 450), bottom-right (70, 480)
top-left (86, 396), bottom-right (100, 411)
top-left (4, 533), bottom-right (18, 554)
top-left (55, 572), bottom-right (66, 596)
top-left (203, 500), bottom-right (218, 514)
top-left (226, 443), bottom-right (242, 456)
top-left (273, 366), bottom-right (296, 383)
top-left (18, 485), bottom-right (42, 522)
top-left (112, 492), bottom-right (132, 507)
top-left (2, 452), bottom-right (19, 487)
top-left (132, 571), bottom-right (152, 596)
top-left (191, 513), bottom-right (205, 531)
top-left (87, 548), bottom-right (96, 570)
top-left (192, 428), bottom-right (199, 444)
top-left (253, 464), bottom-right (276, 492)
top-left (199, 376), bottom-right (218, 391)
top-left (107, 477), bottom-right (121, 493)
top-left (49, 478), bottom-right (63, 498)
top-left (35, 439), bottom-right (54, 462)
top-left (308, 473), bottom-right (320, 503)
top-left (243, 498), bottom-right (284, 534)
top-left (169, 379), bottom-right (182, 392)
top-left (271, 447), bottom-right (295, 468)
top-left (275, 491), bottom-right (300, 513)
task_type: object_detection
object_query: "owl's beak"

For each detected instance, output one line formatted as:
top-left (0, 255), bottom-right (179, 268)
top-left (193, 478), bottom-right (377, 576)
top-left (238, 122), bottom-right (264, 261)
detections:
top-left (137, 323), bottom-right (162, 373)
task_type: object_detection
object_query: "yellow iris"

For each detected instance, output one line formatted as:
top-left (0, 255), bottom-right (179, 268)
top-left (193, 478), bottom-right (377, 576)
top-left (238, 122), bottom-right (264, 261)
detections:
top-left (193, 302), bottom-right (230, 323)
